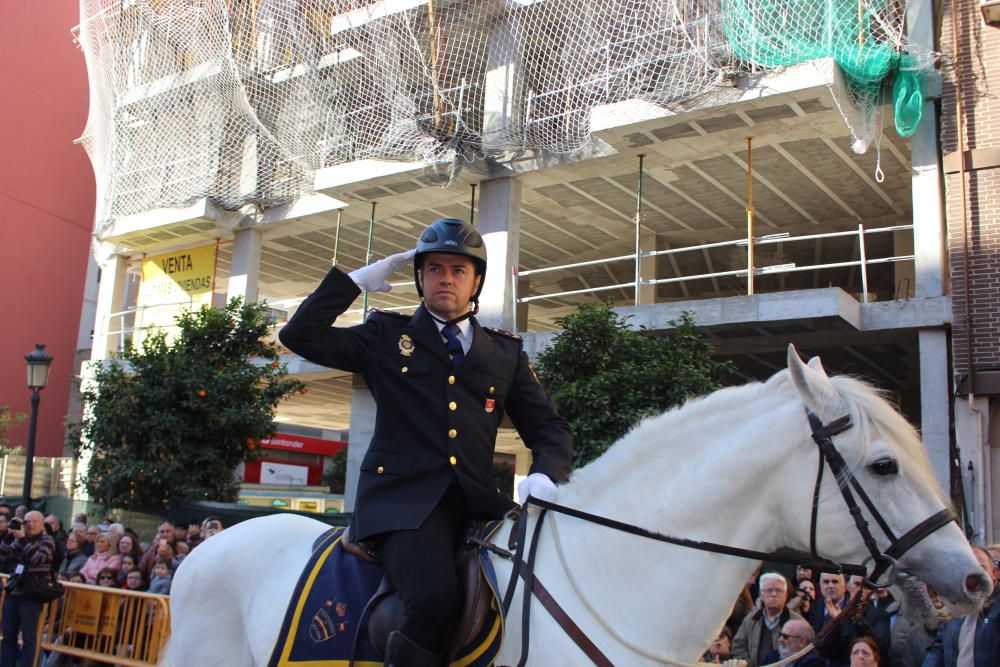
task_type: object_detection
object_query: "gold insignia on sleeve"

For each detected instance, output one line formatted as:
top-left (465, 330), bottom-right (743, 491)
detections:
top-left (398, 334), bottom-right (415, 357)
top-left (528, 363), bottom-right (540, 383)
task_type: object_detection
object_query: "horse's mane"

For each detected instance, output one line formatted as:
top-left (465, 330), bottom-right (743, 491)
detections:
top-left (565, 368), bottom-right (945, 505)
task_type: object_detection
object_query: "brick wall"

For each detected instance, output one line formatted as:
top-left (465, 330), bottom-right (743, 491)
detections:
top-left (941, 0), bottom-right (1000, 377)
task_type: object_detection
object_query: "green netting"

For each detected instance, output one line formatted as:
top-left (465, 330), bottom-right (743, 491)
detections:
top-left (722, 0), bottom-right (924, 143)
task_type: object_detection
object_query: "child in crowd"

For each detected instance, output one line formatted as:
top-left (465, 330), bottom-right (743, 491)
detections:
top-left (148, 558), bottom-right (172, 595)
top-left (124, 570), bottom-right (146, 592)
top-left (117, 554), bottom-right (137, 586)
top-left (96, 568), bottom-right (118, 588)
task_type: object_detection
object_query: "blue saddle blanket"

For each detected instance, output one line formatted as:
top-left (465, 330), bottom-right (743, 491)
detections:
top-left (266, 525), bottom-right (505, 667)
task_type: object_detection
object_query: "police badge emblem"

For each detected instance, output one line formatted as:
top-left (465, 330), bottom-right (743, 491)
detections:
top-left (398, 334), bottom-right (415, 357)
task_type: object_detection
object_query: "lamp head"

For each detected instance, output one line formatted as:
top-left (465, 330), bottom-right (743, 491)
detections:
top-left (25, 344), bottom-right (53, 391)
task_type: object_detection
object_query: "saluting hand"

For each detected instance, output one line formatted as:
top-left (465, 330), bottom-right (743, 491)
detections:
top-left (349, 249), bottom-right (417, 293)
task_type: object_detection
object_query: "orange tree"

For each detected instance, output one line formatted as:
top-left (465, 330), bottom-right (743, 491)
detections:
top-left (535, 302), bottom-right (732, 469)
top-left (71, 298), bottom-right (303, 510)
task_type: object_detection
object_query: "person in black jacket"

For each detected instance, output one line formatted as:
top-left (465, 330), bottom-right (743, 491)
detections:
top-left (762, 619), bottom-right (828, 667)
top-left (0, 511), bottom-right (56, 667)
top-left (922, 546), bottom-right (999, 667)
top-left (279, 217), bottom-right (573, 666)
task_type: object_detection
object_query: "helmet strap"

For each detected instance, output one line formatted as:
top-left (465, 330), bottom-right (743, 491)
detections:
top-left (426, 300), bottom-right (477, 327)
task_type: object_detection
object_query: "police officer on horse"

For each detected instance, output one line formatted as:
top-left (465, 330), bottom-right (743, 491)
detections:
top-left (279, 217), bottom-right (573, 666)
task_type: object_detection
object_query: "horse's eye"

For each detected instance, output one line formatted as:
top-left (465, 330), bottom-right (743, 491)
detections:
top-left (870, 458), bottom-right (898, 476)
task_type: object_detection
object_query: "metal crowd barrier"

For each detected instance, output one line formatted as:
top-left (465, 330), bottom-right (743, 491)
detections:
top-left (0, 576), bottom-right (170, 667)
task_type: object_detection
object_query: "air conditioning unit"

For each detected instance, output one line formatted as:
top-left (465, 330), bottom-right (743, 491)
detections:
top-left (983, 0), bottom-right (1000, 26)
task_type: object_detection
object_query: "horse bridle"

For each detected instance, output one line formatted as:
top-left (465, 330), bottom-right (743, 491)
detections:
top-left (804, 408), bottom-right (958, 587)
top-left (492, 408), bottom-right (960, 667)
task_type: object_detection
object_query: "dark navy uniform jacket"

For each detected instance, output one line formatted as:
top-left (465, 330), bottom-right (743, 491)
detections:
top-left (278, 267), bottom-right (573, 542)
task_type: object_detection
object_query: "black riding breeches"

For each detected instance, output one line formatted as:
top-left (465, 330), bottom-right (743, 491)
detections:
top-left (373, 484), bottom-right (468, 654)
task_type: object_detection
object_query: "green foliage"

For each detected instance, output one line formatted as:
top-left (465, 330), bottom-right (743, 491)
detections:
top-left (72, 298), bottom-right (304, 510)
top-left (323, 448), bottom-right (348, 494)
top-left (535, 302), bottom-right (732, 469)
top-left (0, 406), bottom-right (25, 456)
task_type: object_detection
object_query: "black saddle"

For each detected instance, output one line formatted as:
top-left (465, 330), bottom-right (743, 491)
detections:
top-left (344, 523), bottom-right (494, 663)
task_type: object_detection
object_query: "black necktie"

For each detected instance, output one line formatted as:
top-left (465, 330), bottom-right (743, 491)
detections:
top-left (441, 323), bottom-right (465, 367)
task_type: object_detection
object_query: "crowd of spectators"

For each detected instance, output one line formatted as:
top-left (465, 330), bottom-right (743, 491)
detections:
top-left (705, 551), bottom-right (1000, 667)
top-left (0, 504), bottom-right (226, 597)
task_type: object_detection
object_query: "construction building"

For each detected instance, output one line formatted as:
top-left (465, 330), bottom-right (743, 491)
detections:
top-left (74, 0), bottom-right (999, 539)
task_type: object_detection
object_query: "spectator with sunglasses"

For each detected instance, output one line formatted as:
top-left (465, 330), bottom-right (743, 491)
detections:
top-left (762, 619), bottom-right (827, 667)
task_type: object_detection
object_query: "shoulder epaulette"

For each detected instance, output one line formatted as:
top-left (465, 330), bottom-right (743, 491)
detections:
top-left (483, 326), bottom-right (523, 342)
top-left (367, 308), bottom-right (411, 321)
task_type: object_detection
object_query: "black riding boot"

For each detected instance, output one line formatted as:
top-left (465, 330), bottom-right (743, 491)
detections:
top-left (383, 631), bottom-right (442, 667)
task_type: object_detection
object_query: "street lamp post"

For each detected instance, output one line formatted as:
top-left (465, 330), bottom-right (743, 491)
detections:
top-left (23, 344), bottom-right (53, 507)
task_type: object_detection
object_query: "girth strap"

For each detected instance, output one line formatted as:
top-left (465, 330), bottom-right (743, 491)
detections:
top-left (516, 564), bottom-right (614, 667)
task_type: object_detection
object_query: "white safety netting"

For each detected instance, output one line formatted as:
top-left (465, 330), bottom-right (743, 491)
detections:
top-left (77, 0), bottom-right (925, 231)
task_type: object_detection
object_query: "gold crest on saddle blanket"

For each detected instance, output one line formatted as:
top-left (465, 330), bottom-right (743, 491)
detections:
top-left (398, 334), bottom-right (415, 357)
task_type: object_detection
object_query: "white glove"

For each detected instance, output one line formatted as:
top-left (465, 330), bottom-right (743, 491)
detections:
top-left (348, 249), bottom-right (416, 293)
top-left (517, 473), bottom-right (557, 504)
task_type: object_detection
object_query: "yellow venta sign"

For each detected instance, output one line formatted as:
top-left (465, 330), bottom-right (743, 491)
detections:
top-left (135, 244), bottom-right (216, 343)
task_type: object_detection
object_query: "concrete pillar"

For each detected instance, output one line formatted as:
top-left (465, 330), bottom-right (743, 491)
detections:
top-left (894, 230), bottom-right (915, 299)
top-left (919, 329), bottom-right (951, 490)
top-left (227, 228), bottom-right (263, 303)
top-left (482, 18), bottom-right (520, 151)
top-left (344, 374), bottom-right (376, 512)
top-left (954, 396), bottom-right (994, 544)
top-left (516, 276), bottom-right (530, 331)
top-left (477, 177), bottom-right (521, 330)
top-left (907, 0), bottom-right (945, 299)
top-left (91, 255), bottom-right (128, 361)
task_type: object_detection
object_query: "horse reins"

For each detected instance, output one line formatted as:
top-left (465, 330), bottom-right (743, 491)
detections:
top-left (493, 408), bottom-right (959, 666)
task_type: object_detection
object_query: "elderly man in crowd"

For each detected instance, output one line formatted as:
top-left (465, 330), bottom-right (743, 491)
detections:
top-left (140, 521), bottom-right (189, 577)
top-left (0, 511), bottom-right (55, 667)
top-left (761, 619), bottom-right (827, 667)
top-left (809, 572), bottom-right (848, 631)
top-left (923, 546), bottom-right (999, 667)
top-left (809, 571), bottom-right (889, 667)
top-left (733, 572), bottom-right (805, 667)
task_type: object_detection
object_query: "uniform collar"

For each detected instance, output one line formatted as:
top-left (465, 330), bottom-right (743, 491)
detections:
top-left (429, 313), bottom-right (472, 340)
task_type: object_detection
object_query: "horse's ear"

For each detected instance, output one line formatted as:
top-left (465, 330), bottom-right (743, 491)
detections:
top-left (807, 356), bottom-right (826, 374)
top-left (787, 344), bottom-right (843, 417)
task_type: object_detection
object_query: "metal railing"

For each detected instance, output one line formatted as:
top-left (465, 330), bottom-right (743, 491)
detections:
top-left (38, 582), bottom-right (170, 666)
top-left (514, 223), bottom-right (915, 308)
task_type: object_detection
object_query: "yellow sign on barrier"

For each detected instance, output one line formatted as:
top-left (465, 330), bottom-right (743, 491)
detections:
top-left (66, 587), bottom-right (102, 634)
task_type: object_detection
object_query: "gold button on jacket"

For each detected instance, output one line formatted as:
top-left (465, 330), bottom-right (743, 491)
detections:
top-left (449, 456), bottom-right (458, 465)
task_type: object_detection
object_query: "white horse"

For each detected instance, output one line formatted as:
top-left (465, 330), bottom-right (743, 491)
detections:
top-left (164, 348), bottom-right (992, 666)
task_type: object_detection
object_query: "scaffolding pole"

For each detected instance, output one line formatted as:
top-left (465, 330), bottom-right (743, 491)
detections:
top-left (746, 137), bottom-right (755, 296)
top-left (470, 183), bottom-right (477, 226)
top-left (363, 202), bottom-right (375, 317)
top-left (332, 208), bottom-right (342, 266)
top-left (635, 153), bottom-right (646, 306)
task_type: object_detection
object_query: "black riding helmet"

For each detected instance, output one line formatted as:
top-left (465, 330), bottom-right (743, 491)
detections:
top-left (414, 218), bottom-right (487, 303)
